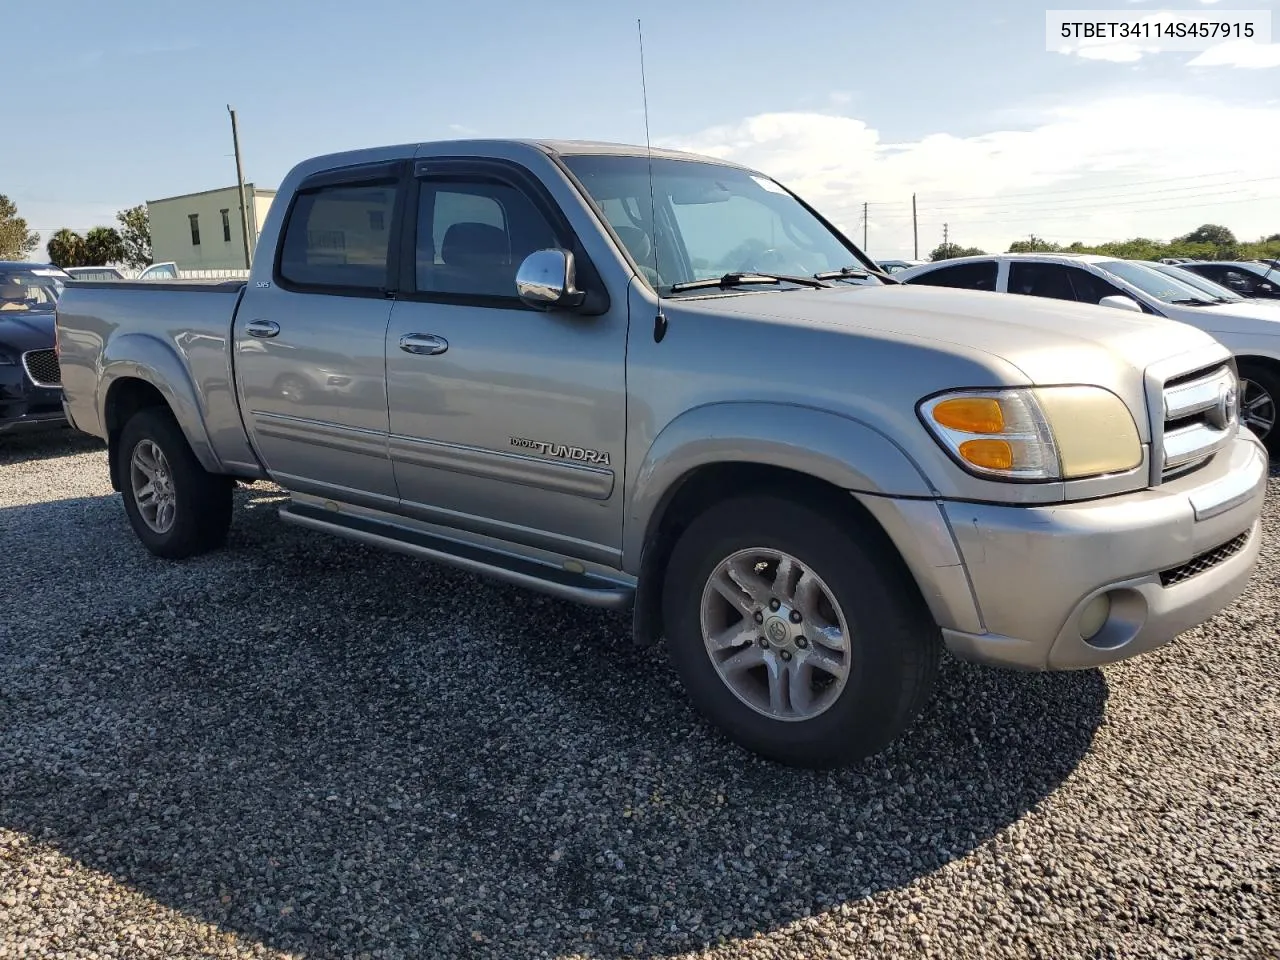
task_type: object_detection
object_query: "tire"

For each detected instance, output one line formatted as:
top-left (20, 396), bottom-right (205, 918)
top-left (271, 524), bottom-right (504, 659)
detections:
top-left (116, 406), bottom-right (233, 559)
top-left (662, 495), bottom-right (940, 769)
top-left (1237, 361), bottom-right (1280, 457)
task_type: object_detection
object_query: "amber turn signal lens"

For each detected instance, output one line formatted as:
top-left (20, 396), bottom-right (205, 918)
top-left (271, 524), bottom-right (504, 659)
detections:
top-left (931, 397), bottom-right (1005, 434)
top-left (959, 438), bottom-right (1014, 470)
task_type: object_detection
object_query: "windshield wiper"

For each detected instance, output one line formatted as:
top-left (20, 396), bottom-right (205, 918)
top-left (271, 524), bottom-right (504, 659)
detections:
top-left (815, 266), bottom-right (870, 280)
top-left (1170, 298), bottom-right (1215, 306)
top-left (668, 272), bottom-right (829, 293)
top-left (815, 264), bottom-right (901, 284)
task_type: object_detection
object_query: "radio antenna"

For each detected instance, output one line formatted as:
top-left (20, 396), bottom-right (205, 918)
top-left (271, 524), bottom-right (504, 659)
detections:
top-left (637, 18), bottom-right (668, 343)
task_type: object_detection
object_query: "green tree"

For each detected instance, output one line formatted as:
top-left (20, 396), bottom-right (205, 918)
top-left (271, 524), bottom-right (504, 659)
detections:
top-left (84, 226), bottom-right (125, 266)
top-left (929, 242), bottom-right (986, 261)
top-left (0, 195), bottom-right (40, 260)
top-left (46, 229), bottom-right (88, 268)
top-left (1007, 234), bottom-right (1061, 254)
top-left (1177, 223), bottom-right (1236, 246)
top-left (116, 205), bottom-right (152, 268)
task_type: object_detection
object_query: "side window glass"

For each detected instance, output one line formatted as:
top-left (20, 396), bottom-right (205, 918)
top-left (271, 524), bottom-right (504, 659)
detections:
top-left (1221, 270), bottom-right (1256, 293)
top-left (416, 180), bottom-right (560, 298)
top-left (1007, 262), bottom-right (1075, 301)
top-left (907, 261), bottom-right (997, 291)
top-left (278, 182), bottom-right (397, 291)
top-left (1065, 267), bottom-right (1123, 304)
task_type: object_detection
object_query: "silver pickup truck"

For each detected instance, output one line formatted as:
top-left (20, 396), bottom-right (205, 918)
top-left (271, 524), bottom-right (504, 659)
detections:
top-left (56, 139), bottom-right (1269, 768)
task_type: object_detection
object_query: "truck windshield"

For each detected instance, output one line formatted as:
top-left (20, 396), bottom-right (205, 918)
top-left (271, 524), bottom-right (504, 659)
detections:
top-left (0, 268), bottom-right (65, 313)
top-left (560, 154), bottom-right (878, 295)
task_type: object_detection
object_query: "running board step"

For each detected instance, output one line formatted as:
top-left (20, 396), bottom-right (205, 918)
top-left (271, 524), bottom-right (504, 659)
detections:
top-left (278, 501), bottom-right (635, 610)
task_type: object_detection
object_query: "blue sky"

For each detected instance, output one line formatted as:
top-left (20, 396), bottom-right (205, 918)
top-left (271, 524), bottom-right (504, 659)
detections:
top-left (12, 0), bottom-right (1280, 260)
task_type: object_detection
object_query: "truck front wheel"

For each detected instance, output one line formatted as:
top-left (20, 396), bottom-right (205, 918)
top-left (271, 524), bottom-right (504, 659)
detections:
top-left (117, 407), bottom-right (233, 559)
top-left (662, 495), bottom-right (940, 768)
top-left (1237, 361), bottom-right (1279, 456)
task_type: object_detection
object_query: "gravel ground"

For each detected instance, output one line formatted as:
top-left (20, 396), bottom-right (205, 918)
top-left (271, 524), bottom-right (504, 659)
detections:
top-left (1, 429), bottom-right (1277, 960)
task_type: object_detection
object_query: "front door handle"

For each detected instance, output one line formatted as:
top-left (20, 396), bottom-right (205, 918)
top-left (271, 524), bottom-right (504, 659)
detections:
top-left (246, 319), bottom-right (281, 339)
top-left (399, 333), bottom-right (449, 356)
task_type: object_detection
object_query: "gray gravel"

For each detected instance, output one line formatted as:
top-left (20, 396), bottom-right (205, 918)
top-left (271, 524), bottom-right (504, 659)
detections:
top-left (1, 429), bottom-right (1277, 960)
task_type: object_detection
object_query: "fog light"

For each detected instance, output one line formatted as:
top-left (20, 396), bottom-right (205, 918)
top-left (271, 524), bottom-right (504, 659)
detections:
top-left (1079, 593), bottom-right (1111, 640)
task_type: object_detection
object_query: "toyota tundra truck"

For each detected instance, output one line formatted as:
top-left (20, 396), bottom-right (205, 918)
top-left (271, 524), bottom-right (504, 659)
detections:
top-left (55, 139), bottom-right (1268, 768)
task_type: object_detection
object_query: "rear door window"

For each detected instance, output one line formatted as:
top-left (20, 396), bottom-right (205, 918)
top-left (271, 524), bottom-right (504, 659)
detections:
top-left (1007, 262), bottom-right (1077, 302)
top-left (905, 261), bottom-right (998, 291)
top-left (278, 181), bottom-right (399, 292)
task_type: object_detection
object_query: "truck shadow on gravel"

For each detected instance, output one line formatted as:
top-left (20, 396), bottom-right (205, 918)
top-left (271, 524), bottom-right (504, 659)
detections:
top-left (0, 488), bottom-right (1108, 959)
top-left (0, 428), bottom-right (105, 466)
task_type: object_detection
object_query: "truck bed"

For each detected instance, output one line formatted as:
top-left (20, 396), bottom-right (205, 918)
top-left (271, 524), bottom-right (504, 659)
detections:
top-left (56, 279), bottom-right (257, 474)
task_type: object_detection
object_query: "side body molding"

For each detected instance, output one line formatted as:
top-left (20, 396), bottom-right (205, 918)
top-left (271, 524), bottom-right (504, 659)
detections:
top-left (623, 401), bottom-right (938, 573)
top-left (98, 332), bottom-right (223, 474)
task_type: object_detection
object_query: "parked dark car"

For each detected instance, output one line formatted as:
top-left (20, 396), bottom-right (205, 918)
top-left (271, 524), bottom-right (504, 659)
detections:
top-left (1178, 261), bottom-right (1280, 300)
top-left (0, 262), bottom-right (69, 434)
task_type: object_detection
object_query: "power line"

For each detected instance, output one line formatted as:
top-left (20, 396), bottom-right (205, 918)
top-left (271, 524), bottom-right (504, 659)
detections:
top-left (911, 179), bottom-right (1280, 215)
top-left (863, 178), bottom-right (1280, 217)
top-left (911, 193), bottom-right (1276, 227)
top-left (868, 187), bottom-right (1278, 223)
top-left (861, 168), bottom-right (1254, 206)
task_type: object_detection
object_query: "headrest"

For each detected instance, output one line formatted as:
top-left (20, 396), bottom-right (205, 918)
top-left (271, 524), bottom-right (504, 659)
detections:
top-left (614, 225), bottom-right (652, 264)
top-left (441, 222), bottom-right (509, 267)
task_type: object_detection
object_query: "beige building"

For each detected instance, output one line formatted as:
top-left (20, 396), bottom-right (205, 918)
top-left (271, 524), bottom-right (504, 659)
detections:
top-left (147, 184), bottom-right (276, 270)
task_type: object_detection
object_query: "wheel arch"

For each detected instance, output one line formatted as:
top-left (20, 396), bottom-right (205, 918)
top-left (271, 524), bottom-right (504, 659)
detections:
top-left (630, 460), bottom-right (933, 647)
top-left (99, 333), bottom-right (222, 489)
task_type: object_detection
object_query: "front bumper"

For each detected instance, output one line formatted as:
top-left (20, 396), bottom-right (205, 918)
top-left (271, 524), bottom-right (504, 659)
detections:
top-left (0, 365), bottom-right (65, 434)
top-left (859, 433), bottom-right (1268, 671)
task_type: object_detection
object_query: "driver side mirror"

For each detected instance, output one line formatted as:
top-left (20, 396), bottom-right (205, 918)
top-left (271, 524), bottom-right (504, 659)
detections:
top-left (515, 249), bottom-right (587, 310)
top-left (1098, 295), bottom-right (1143, 313)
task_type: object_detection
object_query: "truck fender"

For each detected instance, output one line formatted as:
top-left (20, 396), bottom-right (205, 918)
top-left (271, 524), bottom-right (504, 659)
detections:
top-left (99, 332), bottom-right (223, 475)
top-left (623, 401), bottom-right (937, 571)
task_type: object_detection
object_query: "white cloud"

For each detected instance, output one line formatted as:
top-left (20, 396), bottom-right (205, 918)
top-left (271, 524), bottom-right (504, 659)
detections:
top-left (1188, 41), bottom-right (1280, 68)
top-left (664, 94), bottom-right (1280, 258)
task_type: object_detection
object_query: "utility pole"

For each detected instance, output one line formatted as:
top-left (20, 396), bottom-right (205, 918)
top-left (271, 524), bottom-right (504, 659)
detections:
top-left (943, 222), bottom-right (949, 247)
top-left (912, 193), bottom-right (919, 260)
top-left (862, 201), bottom-right (868, 251)
top-left (227, 105), bottom-right (252, 269)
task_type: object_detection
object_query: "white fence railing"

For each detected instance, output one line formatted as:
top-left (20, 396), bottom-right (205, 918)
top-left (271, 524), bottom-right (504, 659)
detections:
top-left (120, 267), bottom-right (251, 280)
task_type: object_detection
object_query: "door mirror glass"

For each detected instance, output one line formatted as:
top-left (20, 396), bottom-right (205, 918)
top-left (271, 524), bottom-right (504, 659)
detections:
top-left (1098, 295), bottom-right (1143, 313)
top-left (515, 249), bottom-right (586, 310)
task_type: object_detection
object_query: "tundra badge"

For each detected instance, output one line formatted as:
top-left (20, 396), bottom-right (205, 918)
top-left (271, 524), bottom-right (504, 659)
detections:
top-left (510, 437), bottom-right (611, 466)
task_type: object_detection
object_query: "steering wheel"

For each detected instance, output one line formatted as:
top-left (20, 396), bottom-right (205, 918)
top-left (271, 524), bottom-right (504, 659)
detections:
top-left (734, 247), bottom-right (811, 276)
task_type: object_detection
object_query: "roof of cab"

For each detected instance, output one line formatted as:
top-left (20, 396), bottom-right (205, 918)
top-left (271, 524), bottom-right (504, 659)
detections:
top-left (526, 138), bottom-right (739, 165)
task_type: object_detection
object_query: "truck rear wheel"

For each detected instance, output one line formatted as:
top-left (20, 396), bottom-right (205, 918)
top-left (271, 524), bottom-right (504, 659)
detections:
top-left (117, 407), bottom-right (233, 559)
top-left (662, 495), bottom-right (940, 768)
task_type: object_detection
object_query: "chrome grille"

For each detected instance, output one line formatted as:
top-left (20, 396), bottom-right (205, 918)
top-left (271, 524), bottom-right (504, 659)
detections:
top-left (21, 349), bottom-right (61, 388)
top-left (1159, 532), bottom-right (1249, 587)
top-left (1158, 363), bottom-right (1236, 480)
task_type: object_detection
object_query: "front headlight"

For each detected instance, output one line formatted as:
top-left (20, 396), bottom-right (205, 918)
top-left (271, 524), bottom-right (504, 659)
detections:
top-left (919, 386), bottom-right (1142, 481)
top-left (0, 350), bottom-right (16, 366)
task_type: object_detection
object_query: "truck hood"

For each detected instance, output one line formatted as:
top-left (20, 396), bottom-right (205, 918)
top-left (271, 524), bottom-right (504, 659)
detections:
top-left (0, 310), bottom-right (56, 354)
top-left (705, 283), bottom-right (1220, 384)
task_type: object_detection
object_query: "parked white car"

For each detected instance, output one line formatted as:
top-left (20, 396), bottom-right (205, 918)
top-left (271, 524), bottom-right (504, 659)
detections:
top-left (63, 266), bottom-right (127, 281)
top-left (896, 253), bottom-right (1280, 452)
top-left (876, 259), bottom-right (926, 274)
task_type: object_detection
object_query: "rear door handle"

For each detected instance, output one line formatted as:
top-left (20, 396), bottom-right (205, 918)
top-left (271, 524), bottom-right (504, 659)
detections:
top-left (399, 333), bottom-right (449, 356)
top-left (246, 319), bottom-right (281, 339)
